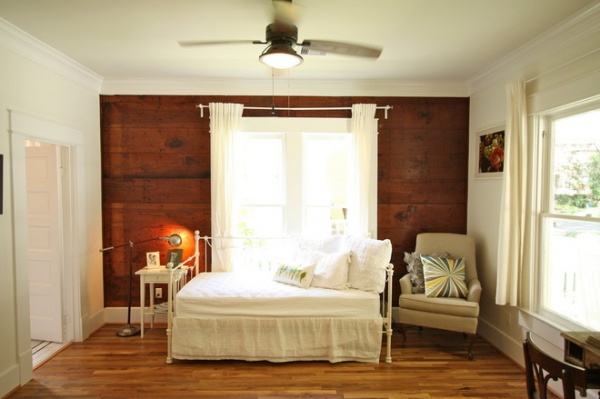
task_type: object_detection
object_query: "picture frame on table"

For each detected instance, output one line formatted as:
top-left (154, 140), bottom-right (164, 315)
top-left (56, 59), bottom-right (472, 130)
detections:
top-left (474, 125), bottom-right (505, 179)
top-left (146, 251), bottom-right (160, 268)
top-left (166, 249), bottom-right (184, 269)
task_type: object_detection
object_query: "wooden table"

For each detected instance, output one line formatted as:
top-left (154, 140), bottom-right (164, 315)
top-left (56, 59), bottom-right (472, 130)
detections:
top-left (135, 265), bottom-right (189, 338)
top-left (561, 331), bottom-right (600, 396)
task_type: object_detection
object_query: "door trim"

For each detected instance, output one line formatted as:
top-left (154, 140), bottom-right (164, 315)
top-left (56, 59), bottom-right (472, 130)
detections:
top-left (9, 110), bottom-right (84, 384)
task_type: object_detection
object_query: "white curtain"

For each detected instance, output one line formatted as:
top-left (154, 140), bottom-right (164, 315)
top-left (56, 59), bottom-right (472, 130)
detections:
top-left (209, 102), bottom-right (244, 272)
top-left (347, 104), bottom-right (377, 236)
top-left (496, 81), bottom-right (528, 306)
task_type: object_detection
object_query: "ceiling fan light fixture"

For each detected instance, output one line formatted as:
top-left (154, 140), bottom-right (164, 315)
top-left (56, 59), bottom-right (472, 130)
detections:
top-left (259, 43), bottom-right (303, 69)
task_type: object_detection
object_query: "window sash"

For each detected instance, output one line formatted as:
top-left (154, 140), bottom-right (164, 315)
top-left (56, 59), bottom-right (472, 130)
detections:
top-left (536, 105), bottom-right (600, 330)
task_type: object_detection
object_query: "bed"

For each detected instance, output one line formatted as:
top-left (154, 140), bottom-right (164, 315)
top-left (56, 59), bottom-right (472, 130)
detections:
top-left (165, 231), bottom-right (394, 364)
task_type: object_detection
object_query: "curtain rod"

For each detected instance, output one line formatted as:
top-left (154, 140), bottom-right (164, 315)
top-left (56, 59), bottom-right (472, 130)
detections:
top-left (196, 104), bottom-right (393, 119)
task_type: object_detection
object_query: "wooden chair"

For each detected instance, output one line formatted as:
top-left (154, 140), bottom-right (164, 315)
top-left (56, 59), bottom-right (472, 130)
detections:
top-left (523, 332), bottom-right (590, 399)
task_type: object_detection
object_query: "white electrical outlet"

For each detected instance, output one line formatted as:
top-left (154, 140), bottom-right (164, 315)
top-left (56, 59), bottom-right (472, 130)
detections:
top-left (155, 287), bottom-right (162, 299)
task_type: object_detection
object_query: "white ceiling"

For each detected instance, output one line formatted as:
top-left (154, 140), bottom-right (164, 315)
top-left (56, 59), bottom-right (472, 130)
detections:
top-left (0, 0), bottom-right (595, 88)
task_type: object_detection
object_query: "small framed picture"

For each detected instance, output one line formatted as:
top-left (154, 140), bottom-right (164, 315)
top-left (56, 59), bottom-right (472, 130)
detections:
top-left (146, 251), bottom-right (160, 268)
top-left (166, 249), bottom-right (184, 268)
top-left (474, 126), bottom-right (505, 178)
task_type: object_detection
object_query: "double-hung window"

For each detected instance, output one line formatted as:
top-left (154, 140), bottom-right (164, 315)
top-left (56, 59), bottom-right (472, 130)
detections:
top-left (537, 103), bottom-right (600, 330)
top-left (228, 117), bottom-right (370, 272)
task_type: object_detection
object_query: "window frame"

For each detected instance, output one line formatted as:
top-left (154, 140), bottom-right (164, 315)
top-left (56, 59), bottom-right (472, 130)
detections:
top-left (533, 100), bottom-right (600, 331)
top-left (235, 116), bottom-right (378, 239)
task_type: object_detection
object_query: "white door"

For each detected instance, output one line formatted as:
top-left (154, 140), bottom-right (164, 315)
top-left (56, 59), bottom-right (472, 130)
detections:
top-left (26, 144), bottom-right (64, 343)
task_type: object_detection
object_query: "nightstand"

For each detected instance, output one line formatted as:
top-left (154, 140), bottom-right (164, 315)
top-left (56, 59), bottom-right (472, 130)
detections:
top-left (135, 265), bottom-right (189, 338)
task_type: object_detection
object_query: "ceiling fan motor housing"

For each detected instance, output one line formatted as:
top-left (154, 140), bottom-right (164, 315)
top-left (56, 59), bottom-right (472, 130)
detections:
top-left (265, 22), bottom-right (298, 46)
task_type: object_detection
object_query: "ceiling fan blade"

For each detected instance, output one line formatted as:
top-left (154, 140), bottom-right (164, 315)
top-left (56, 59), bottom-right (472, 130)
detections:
top-left (178, 40), bottom-right (262, 47)
top-left (300, 40), bottom-right (382, 59)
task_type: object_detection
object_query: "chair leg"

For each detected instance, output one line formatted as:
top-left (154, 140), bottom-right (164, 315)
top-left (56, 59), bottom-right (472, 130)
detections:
top-left (398, 324), bottom-right (407, 348)
top-left (466, 333), bottom-right (477, 360)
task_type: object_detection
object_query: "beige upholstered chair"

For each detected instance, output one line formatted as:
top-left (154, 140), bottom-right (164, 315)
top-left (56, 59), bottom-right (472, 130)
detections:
top-left (398, 233), bottom-right (482, 359)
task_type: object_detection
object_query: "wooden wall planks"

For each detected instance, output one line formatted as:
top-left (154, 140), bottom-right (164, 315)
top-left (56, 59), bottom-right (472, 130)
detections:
top-left (100, 95), bottom-right (469, 307)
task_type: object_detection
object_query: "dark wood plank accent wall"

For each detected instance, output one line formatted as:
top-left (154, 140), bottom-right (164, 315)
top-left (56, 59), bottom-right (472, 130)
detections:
top-left (100, 95), bottom-right (469, 307)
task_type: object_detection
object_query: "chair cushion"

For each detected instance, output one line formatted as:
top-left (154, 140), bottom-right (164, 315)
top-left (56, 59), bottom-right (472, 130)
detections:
top-left (421, 255), bottom-right (468, 298)
top-left (399, 294), bottom-right (480, 318)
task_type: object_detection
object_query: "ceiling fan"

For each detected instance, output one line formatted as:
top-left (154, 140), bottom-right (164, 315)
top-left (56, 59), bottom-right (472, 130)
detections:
top-left (178, 0), bottom-right (383, 69)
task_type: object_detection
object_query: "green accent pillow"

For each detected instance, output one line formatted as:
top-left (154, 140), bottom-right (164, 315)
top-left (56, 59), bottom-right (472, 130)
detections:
top-left (273, 263), bottom-right (316, 289)
top-left (421, 255), bottom-right (468, 298)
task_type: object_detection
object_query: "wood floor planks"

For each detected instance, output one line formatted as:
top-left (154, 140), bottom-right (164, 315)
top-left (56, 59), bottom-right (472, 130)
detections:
top-left (8, 324), bottom-right (546, 399)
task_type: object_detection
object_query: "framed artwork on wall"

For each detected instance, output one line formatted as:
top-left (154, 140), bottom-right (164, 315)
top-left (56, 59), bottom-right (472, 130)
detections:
top-left (474, 126), bottom-right (505, 179)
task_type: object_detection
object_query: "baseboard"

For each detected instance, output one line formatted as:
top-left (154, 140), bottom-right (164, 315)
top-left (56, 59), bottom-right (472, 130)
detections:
top-left (18, 346), bottom-right (33, 386)
top-left (477, 317), bottom-right (524, 367)
top-left (83, 310), bottom-right (105, 341)
top-left (0, 364), bottom-right (20, 399)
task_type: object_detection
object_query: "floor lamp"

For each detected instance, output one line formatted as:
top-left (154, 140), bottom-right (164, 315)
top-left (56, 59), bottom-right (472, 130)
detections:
top-left (100, 233), bottom-right (183, 337)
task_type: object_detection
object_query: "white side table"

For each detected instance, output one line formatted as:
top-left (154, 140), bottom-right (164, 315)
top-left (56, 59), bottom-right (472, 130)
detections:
top-left (135, 265), bottom-right (189, 338)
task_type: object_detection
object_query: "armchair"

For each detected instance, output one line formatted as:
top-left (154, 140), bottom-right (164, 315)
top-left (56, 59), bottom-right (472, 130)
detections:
top-left (398, 233), bottom-right (482, 359)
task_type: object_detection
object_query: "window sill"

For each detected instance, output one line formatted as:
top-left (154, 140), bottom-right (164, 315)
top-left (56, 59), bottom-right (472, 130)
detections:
top-left (518, 308), bottom-right (592, 350)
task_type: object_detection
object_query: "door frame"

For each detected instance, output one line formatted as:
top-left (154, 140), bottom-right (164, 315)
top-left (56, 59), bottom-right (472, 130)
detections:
top-left (9, 110), bottom-right (84, 383)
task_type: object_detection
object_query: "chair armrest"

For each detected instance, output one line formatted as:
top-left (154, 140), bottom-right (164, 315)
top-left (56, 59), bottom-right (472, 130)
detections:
top-left (399, 274), bottom-right (413, 295)
top-left (467, 278), bottom-right (482, 303)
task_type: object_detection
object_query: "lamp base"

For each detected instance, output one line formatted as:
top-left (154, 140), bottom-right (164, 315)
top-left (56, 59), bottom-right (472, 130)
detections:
top-left (116, 324), bottom-right (141, 337)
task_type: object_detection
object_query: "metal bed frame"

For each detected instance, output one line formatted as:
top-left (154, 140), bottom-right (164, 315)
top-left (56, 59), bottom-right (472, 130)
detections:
top-left (165, 231), bottom-right (394, 364)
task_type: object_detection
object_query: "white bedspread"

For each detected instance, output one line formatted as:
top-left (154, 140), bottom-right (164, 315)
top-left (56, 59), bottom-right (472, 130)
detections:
top-left (176, 272), bottom-right (381, 319)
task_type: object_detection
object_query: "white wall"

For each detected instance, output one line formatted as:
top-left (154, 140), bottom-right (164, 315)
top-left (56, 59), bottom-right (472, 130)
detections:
top-left (468, 2), bottom-right (600, 365)
top-left (0, 40), bottom-right (103, 397)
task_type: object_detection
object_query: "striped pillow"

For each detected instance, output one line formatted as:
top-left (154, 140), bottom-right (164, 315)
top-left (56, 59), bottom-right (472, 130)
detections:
top-left (421, 255), bottom-right (468, 298)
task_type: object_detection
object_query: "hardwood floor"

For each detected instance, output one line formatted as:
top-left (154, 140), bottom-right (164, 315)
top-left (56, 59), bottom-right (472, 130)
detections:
top-left (9, 324), bottom-right (543, 399)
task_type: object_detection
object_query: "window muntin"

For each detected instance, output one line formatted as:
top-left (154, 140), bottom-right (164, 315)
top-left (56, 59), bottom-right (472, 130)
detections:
top-left (538, 107), bottom-right (600, 330)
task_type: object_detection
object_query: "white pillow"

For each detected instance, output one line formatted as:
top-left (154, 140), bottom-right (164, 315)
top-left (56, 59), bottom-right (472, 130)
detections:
top-left (311, 250), bottom-right (351, 290)
top-left (287, 235), bottom-right (345, 266)
top-left (273, 263), bottom-right (316, 289)
top-left (344, 236), bottom-right (392, 293)
top-left (295, 235), bottom-right (345, 254)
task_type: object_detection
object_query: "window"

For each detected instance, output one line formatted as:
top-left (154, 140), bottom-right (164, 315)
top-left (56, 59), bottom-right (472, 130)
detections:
top-left (232, 132), bottom-right (351, 271)
top-left (537, 104), bottom-right (600, 330)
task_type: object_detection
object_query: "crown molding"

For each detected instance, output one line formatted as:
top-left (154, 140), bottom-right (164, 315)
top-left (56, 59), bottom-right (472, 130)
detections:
top-left (100, 77), bottom-right (469, 97)
top-left (0, 17), bottom-right (103, 92)
top-left (467, 1), bottom-right (600, 94)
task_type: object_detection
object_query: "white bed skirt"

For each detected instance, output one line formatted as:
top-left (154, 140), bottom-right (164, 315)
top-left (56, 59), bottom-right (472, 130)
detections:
top-left (172, 316), bottom-right (383, 363)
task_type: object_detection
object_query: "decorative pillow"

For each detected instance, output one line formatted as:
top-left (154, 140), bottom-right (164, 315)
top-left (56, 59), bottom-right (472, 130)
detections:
top-left (311, 250), bottom-right (351, 290)
top-left (404, 251), bottom-right (449, 294)
top-left (286, 235), bottom-right (344, 266)
top-left (296, 235), bottom-right (344, 254)
top-left (343, 236), bottom-right (392, 294)
top-left (421, 255), bottom-right (468, 298)
top-left (273, 263), bottom-right (316, 289)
